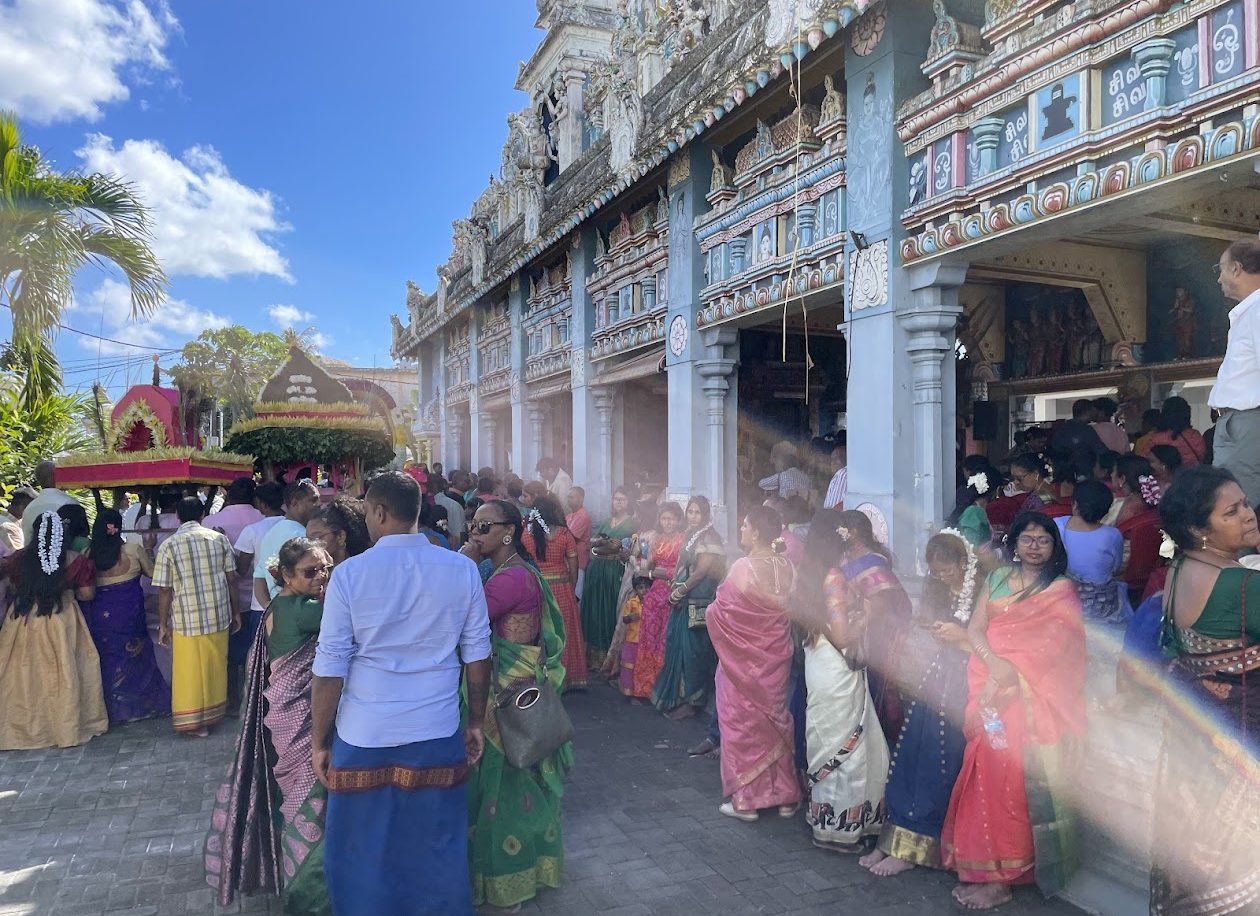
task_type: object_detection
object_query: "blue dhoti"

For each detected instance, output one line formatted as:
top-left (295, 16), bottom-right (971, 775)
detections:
top-left (324, 729), bottom-right (472, 915)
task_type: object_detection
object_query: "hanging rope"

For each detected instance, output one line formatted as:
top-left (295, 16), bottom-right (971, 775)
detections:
top-left (780, 18), bottom-right (813, 404)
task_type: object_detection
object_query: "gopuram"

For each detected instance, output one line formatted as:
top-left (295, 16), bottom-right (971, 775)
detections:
top-left (388, 3), bottom-right (1259, 907)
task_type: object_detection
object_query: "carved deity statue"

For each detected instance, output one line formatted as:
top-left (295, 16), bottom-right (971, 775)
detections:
top-left (710, 149), bottom-right (734, 192)
top-left (436, 265), bottom-right (452, 313)
top-left (666, 0), bottom-right (708, 62)
top-left (608, 78), bottom-right (644, 175)
top-left (467, 219), bottom-right (489, 286)
top-left (406, 279), bottom-right (426, 321)
top-left (1064, 300), bottom-right (1090, 372)
top-left (819, 74), bottom-right (846, 124)
top-left (1168, 287), bottom-right (1197, 359)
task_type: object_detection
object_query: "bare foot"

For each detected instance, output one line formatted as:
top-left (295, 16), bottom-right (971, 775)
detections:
top-left (666, 705), bottom-right (697, 721)
top-left (858, 849), bottom-right (887, 870)
top-left (869, 856), bottom-right (915, 878)
top-left (687, 738), bottom-right (718, 757)
top-left (960, 885), bottom-right (1012, 910)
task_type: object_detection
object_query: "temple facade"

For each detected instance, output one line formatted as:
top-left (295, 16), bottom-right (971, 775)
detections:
top-left (389, 4), bottom-right (1259, 904)
top-left (391, 0), bottom-right (1259, 553)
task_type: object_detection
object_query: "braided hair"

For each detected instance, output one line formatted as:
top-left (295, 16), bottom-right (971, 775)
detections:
top-left (13, 512), bottom-right (69, 618)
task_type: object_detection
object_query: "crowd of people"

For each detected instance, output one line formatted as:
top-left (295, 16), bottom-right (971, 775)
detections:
top-left (0, 243), bottom-right (1257, 915)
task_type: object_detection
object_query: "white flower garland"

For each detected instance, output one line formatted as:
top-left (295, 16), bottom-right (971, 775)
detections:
top-left (936, 527), bottom-right (978, 624)
top-left (36, 511), bottom-right (64, 575)
top-left (528, 508), bottom-right (551, 537)
top-left (967, 472), bottom-right (990, 495)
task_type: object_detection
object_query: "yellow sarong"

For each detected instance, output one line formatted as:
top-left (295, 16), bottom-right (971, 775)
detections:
top-left (171, 629), bottom-right (228, 732)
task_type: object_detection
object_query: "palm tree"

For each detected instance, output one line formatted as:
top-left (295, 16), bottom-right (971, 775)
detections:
top-left (0, 111), bottom-right (166, 405)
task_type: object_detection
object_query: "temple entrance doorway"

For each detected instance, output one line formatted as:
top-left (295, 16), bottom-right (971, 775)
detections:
top-left (620, 375), bottom-right (668, 496)
top-left (735, 308), bottom-right (846, 517)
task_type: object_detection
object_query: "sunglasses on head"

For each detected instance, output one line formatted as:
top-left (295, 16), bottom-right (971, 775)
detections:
top-left (471, 519), bottom-right (509, 534)
top-left (295, 564), bottom-right (332, 580)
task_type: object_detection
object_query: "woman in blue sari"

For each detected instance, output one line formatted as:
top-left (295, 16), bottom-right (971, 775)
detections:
top-left (860, 530), bottom-right (974, 876)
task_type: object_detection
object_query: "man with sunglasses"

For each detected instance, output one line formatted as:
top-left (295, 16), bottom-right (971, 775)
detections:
top-left (312, 470), bottom-right (490, 915)
top-left (1210, 238), bottom-right (1260, 511)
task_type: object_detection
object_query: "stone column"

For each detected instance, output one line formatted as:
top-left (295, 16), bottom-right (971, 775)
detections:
top-left (509, 275), bottom-right (527, 475)
top-left (568, 228), bottom-right (607, 507)
top-left (696, 329), bottom-right (738, 537)
top-left (526, 403), bottom-right (549, 478)
top-left (467, 309), bottom-right (483, 467)
top-left (480, 414), bottom-right (499, 470)
top-left (903, 260), bottom-right (967, 560)
top-left (435, 335), bottom-right (451, 467)
top-left (665, 144), bottom-right (716, 507)
top-left (592, 387), bottom-right (616, 502)
top-left (841, 1), bottom-right (936, 566)
top-left (447, 410), bottom-right (466, 472)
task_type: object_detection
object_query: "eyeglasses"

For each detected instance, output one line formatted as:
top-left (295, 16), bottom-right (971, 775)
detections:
top-left (295, 565), bottom-right (332, 580)
top-left (471, 519), bottom-right (509, 534)
top-left (1016, 535), bottom-right (1053, 548)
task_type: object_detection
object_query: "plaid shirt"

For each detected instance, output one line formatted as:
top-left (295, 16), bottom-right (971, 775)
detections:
top-left (152, 521), bottom-right (237, 636)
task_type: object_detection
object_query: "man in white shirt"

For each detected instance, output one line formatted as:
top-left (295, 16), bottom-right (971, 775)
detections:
top-left (537, 457), bottom-right (572, 504)
top-left (0, 487), bottom-right (35, 613)
top-left (312, 470), bottom-right (490, 914)
top-left (1209, 238), bottom-right (1260, 510)
top-left (823, 444), bottom-right (848, 510)
top-left (252, 480), bottom-right (319, 609)
top-left (21, 461), bottom-right (75, 543)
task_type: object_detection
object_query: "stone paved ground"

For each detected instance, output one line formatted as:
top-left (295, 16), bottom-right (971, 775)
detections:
top-left (0, 683), bottom-right (1083, 916)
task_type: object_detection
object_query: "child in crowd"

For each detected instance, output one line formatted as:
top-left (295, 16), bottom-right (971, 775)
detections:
top-left (617, 577), bottom-right (652, 704)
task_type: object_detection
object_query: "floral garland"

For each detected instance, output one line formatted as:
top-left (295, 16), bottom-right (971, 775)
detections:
top-left (36, 511), bottom-right (64, 575)
top-left (528, 508), bottom-right (551, 537)
top-left (936, 527), bottom-right (978, 624)
top-left (1159, 529), bottom-right (1177, 560)
top-left (684, 523), bottom-right (713, 554)
top-left (1139, 474), bottom-right (1163, 507)
top-left (967, 472), bottom-right (990, 495)
top-left (108, 399), bottom-right (169, 451)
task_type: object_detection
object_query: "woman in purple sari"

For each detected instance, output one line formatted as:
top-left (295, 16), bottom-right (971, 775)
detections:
top-left (205, 537), bottom-right (336, 915)
top-left (80, 509), bottom-right (170, 723)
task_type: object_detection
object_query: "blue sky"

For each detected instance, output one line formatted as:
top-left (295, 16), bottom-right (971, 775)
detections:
top-left (0, 0), bottom-right (541, 395)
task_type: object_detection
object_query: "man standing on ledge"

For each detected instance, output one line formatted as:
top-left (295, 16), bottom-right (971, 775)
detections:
top-left (312, 471), bottom-right (491, 915)
top-left (1210, 238), bottom-right (1260, 510)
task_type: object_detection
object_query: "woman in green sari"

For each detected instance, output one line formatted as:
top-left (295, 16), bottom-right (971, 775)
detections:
top-left (464, 499), bottom-right (572, 912)
top-left (582, 487), bottom-right (637, 670)
top-left (653, 495), bottom-right (725, 719)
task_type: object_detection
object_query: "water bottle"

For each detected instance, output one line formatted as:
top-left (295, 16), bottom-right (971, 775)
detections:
top-left (981, 707), bottom-right (1008, 750)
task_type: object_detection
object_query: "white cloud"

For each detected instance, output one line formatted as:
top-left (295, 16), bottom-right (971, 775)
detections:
top-left (77, 134), bottom-right (292, 281)
top-left (267, 304), bottom-right (314, 328)
top-left (73, 277), bottom-right (228, 354)
top-left (0, 0), bottom-right (178, 123)
top-left (305, 330), bottom-right (332, 352)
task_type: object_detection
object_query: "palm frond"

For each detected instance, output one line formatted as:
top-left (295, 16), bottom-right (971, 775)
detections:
top-left (79, 225), bottom-right (166, 317)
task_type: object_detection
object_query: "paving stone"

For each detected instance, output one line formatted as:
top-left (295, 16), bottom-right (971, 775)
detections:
top-left (0, 682), bottom-right (1086, 915)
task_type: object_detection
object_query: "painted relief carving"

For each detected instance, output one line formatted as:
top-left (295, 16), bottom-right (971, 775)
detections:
top-left (849, 240), bottom-right (889, 312)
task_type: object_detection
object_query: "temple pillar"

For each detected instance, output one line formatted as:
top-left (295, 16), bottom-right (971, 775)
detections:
top-left (479, 414), bottom-right (498, 470)
top-left (697, 328), bottom-right (738, 538)
top-left (842, 1), bottom-right (935, 568)
top-left (526, 403), bottom-right (549, 479)
top-left (592, 387), bottom-right (616, 505)
top-left (509, 275), bottom-right (527, 476)
top-left (447, 411), bottom-right (466, 472)
top-left (665, 145), bottom-right (717, 510)
top-left (467, 309), bottom-right (483, 467)
top-left (903, 261), bottom-right (968, 560)
top-left (568, 228), bottom-right (607, 508)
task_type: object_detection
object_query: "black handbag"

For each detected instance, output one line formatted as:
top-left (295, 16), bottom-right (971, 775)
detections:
top-left (494, 667), bottom-right (574, 770)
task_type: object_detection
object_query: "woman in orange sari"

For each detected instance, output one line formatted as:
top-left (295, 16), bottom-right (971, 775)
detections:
top-left (707, 505), bottom-right (799, 821)
top-left (942, 511), bottom-right (1086, 910)
top-left (522, 495), bottom-right (587, 691)
top-left (630, 503), bottom-right (684, 699)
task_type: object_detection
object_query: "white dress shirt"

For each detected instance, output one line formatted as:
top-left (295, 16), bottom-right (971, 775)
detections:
top-left (1209, 288), bottom-right (1260, 411)
top-left (234, 515), bottom-right (284, 611)
top-left (313, 533), bottom-right (492, 748)
top-left (823, 467), bottom-right (849, 510)
top-left (20, 488), bottom-right (75, 542)
top-left (549, 468), bottom-right (573, 504)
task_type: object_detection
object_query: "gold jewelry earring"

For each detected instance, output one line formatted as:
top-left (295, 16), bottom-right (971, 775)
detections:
top-left (502, 535), bottom-right (513, 546)
top-left (1202, 536), bottom-right (1209, 550)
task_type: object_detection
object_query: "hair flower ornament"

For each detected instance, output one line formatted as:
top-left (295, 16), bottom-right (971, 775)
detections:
top-left (1139, 474), bottom-right (1163, 507)
top-left (936, 527), bottom-right (979, 624)
top-left (770, 536), bottom-right (787, 555)
top-left (528, 508), bottom-right (551, 536)
top-left (36, 512), bottom-right (64, 575)
top-left (967, 473), bottom-right (989, 495)
top-left (105, 522), bottom-right (119, 536)
top-left (836, 526), bottom-right (851, 542)
top-left (1158, 529), bottom-right (1177, 560)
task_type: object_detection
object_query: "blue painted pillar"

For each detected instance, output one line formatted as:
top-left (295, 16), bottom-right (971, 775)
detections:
top-left (467, 308), bottom-right (483, 468)
top-left (508, 274), bottom-right (527, 476)
top-left (841, 4), bottom-right (956, 568)
top-left (568, 228), bottom-right (609, 511)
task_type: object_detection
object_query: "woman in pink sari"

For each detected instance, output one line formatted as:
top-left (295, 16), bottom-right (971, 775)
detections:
top-left (708, 505), bottom-right (799, 821)
top-left (630, 502), bottom-right (684, 699)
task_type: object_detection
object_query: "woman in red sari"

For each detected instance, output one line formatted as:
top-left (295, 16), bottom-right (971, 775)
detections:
top-left (523, 495), bottom-right (587, 691)
top-left (707, 505), bottom-right (799, 820)
top-left (630, 502), bottom-right (684, 699)
top-left (942, 511), bottom-right (1086, 910)
top-left (1112, 454), bottom-right (1163, 603)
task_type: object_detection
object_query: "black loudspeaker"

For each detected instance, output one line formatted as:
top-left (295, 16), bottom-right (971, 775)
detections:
top-left (972, 401), bottom-right (1000, 441)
